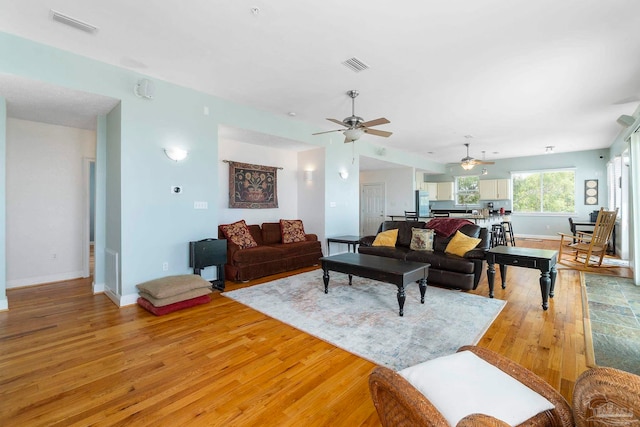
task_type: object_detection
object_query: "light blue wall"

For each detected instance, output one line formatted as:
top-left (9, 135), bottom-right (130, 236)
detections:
top-left (0, 31), bottom-right (489, 305)
top-left (426, 149), bottom-right (610, 237)
top-left (0, 97), bottom-right (6, 310)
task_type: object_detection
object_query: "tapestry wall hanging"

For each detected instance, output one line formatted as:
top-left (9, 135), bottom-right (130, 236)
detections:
top-left (227, 161), bottom-right (279, 209)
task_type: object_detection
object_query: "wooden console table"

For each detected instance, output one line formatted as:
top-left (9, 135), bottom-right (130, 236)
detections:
top-left (486, 246), bottom-right (558, 310)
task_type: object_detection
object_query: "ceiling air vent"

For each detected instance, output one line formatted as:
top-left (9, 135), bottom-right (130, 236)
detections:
top-left (342, 57), bottom-right (370, 73)
top-left (50, 9), bottom-right (98, 34)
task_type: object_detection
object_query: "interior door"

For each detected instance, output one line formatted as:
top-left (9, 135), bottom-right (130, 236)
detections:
top-left (361, 183), bottom-right (385, 236)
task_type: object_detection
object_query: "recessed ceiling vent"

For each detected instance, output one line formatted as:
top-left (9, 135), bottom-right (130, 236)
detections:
top-left (342, 57), bottom-right (370, 73)
top-left (50, 9), bottom-right (98, 34)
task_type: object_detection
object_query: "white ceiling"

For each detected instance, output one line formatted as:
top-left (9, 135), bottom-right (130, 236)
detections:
top-left (1, 1), bottom-right (639, 166)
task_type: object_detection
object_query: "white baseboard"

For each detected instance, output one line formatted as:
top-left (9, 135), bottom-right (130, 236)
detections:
top-left (93, 281), bottom-right (105, 294)
top-left (103, 288), bottom-right (138, 307)
top-left (7, 270), bottom-right (85, 288)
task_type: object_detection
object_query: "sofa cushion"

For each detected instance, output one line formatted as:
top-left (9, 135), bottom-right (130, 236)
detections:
top-left (261, 222), bottom-right (282, 244)
top-left (359, 245), bottom-right (412, 260)
top-left (220, 220), bottom-right (258, 249)
top-left (399, 350), bottom-right (554, 426)
top-left (405, 251), bottom-right (475, 274)
top-left (280, 219), bottom-right (307, 243)
top-left (410, 228), bottom-right (434, 251)
top-left (232, 245), bottom-right (284, 264)
top-left (373, 229), bottom-right (398, 247)
top-left (445, 231), bottom-right (482, 257)
top-left (269, 240), bottom-right (321, 257)
top-left (379, 221), bottom-right (426, 248)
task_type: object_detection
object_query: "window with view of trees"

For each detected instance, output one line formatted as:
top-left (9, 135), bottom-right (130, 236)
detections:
top-left (512, 169), bottom-right (575, 213)
top-left (456, 175), bottom-right (480, 206)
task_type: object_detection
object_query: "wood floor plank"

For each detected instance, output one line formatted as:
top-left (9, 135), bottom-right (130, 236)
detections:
top-left (0, 239), bottom-right (630, 425)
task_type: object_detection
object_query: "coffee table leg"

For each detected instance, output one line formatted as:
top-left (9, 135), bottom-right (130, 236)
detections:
top-left (539, 271), bottom-right (550, 310)
top-left (549, 266), bottom-right (557, 298)
top-left (348, 274), bottom-right (353, 286)
top-left (323, 268), bottom-right (329, 294)
top-left (487, 262), bottom-right (495, 298)
top-left (397, 285), bottom-right (406, 317)
top-left (419, 278), bottom-right (427, 303)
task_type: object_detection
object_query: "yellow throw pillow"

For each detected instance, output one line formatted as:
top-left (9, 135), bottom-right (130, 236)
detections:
top-left (445, 230), bottom-right (481, 257)
top-left (372, 229), bottom-right (399, 247)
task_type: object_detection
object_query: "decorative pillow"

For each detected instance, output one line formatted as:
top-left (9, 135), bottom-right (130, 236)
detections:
top-left (410, 228), bottom-right (435, 251)
top-left (219, 220), bottom-right (258, 249)
top-left (280, 219), bottom-right (307, 244)
top-left (445, 230), bottom-right (481, 257)
top-left (372, 229), bottom-right (399, 247)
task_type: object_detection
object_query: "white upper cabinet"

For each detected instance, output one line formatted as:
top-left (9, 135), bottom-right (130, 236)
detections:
top-left (425, 182), bottom-right (454, 201)
top-left (479, 179), bottom-right (511, 200)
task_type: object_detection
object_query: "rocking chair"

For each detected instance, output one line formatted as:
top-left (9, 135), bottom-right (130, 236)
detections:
top-left (558, 207), bottom-right (618, 267)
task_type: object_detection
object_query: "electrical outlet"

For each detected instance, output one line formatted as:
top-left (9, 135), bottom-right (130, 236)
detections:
top-left (162, 262), bottom-right (168, 271)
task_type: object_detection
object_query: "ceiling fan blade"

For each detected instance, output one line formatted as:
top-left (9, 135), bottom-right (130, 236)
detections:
top-left (326, 118), bottom-right (347, 127)
top-left (360, 117), bottom-right (390, 127)
top-left (364, 128), bottom-right (393, 138)
top-left (312, 129), bottom-right (344, 135)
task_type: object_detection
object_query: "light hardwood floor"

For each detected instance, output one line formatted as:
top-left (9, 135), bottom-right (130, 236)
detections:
top-left (0, 239), bottom-right (632, 426)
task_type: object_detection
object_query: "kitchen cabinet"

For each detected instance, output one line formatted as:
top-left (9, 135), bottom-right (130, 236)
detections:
top-left (479, 179), bottom-right (511, 200)
top-left (425, 182), bottom-right (454, 201)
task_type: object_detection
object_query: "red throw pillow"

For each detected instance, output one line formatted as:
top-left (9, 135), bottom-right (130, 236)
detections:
top-left (219, 220), bottom-right (258, 249)
top-left (280, 219), bottom-right (306, 244)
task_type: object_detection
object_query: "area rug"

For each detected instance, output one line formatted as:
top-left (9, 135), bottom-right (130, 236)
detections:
top-left (581, 273), bottom-right (640, 375)
top-left (223, 270), bottom-right (506, 371)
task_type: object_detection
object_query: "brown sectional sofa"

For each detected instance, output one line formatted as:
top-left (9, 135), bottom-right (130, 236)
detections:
top-left (358, 220), bottom-right (490, 291)
top-left (218, 222), bottom-right (322, 281)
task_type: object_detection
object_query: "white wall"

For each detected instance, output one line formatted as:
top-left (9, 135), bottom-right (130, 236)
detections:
top-left (6, 118), bottom-right (96, 288)
top-left (360, 167), bottom-right (415, 216)
top-left (218, 139), bottom-right (300, 226)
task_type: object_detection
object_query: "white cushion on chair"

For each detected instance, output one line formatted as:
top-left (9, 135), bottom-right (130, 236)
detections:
top-left (399, 351), bottom-right (554, 426)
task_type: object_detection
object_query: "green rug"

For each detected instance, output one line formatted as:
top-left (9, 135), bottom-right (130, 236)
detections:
top-left (223, 270), bottom-right (506, 370)
top-left (582, 273), bottom-right (640, 375)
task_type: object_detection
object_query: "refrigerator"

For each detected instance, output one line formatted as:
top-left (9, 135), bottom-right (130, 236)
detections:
top-left (415, 190), bottom-right (430, 217)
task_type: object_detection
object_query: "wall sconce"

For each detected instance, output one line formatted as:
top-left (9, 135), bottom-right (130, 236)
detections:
top-left (164, 148), bottom-right (188, 162)
top-left (339, 171), bottom-right (349, 180)
top-left (304, 170), bottom-right (313, 182)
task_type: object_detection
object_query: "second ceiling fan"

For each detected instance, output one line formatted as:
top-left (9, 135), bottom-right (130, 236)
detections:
top-left (313, 90), bottom-right (393, 143)
top-left (460, 143), bottom-right (495, 170)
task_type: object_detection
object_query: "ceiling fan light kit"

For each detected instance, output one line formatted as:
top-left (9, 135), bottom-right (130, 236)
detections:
top-left (312, 90), bottom-right (392, 143)
top-left (459, 143), bottom-right (494, 170)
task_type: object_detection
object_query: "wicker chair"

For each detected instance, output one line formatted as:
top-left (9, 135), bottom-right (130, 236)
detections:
top-left (368, 345), bottom-right (574, 427)
top-left (572, 367), bottom-right (640, 427)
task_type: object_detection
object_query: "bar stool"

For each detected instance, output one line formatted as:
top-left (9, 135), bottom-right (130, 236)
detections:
top-left (491, 224), bottom-right (506, 247)
top-left (501, 220), bottom-right (516, 246)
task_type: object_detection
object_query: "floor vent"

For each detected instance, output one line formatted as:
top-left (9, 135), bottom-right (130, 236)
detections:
top-left (342, 57), bottom-right (370, 73)
top-left (51, 9), bottom-right (99, 34)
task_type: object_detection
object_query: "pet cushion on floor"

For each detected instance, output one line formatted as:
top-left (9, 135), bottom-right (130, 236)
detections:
top-left (137, 294), bottom-right (211, 316)
top-left (136, 274), bottom-right (211, 299)
top-left (138, 287), bottom-right (212, 307)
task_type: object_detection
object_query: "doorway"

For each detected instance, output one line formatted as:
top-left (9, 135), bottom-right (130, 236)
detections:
top-left (360, 183), bottom-right (385, 236)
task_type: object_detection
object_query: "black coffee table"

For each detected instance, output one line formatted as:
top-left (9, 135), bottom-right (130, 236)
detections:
top-left (319, 253), bottom-right (430, 316)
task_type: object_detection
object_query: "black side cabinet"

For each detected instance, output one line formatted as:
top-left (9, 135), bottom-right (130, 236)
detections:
top-left (189, 238), bottom-right (227, 290)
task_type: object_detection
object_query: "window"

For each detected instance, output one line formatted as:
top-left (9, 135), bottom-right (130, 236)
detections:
top-left (455, 175), bottom-right (480, 206)
top-left (512, 169), bottom-right (575, 213)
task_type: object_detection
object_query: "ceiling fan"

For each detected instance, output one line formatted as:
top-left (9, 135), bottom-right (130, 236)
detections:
top-left (312, 90), bottom-right (392, 143)
top-left (460, 143), bottom-right (495, 170)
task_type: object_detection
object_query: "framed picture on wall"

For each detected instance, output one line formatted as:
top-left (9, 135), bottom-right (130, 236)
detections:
top-left (584, 179), bottom-right (598, 205)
